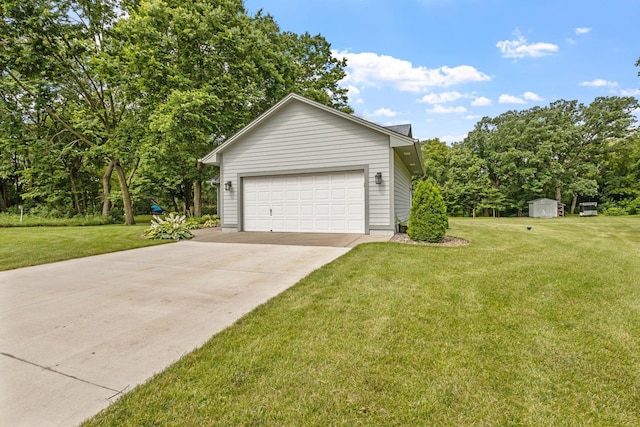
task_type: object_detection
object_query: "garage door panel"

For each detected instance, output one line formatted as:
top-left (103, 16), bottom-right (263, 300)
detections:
top-left (316, 189), bottom-right (330, 200)
top-left (316, 204), bottom-right (330, 215)
top-left (244, 171), bottom-right (365, 233)
top-left (300, 204), bottom-right (314, 215)
top-left (332, 205), bottom-right (346, 215)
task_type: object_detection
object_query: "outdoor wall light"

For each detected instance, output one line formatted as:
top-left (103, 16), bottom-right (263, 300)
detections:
top-left (224, 181), bottom-right (232, 191)
top-left (375, 172), bottom-right (382, 185)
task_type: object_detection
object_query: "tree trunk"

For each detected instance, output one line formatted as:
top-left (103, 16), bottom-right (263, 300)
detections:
top-left (183, 178), bottom-right (192, 216)
top-left (102, 159), bottom-right (116, 217)
top-left (193, 161), bottom-right (203, 217)
top-left (0, 178), bottom-right (7, 212)
top-left (555, 186), bottom-right (562, 202)
top-left (193, 180), bottom-right (202, 217)
top-left (70, 172), bottom-right (82, 216)
top-left (571, 193), bottom-right (578, 214)
top-left (114, 159), bottom-right (135, 225)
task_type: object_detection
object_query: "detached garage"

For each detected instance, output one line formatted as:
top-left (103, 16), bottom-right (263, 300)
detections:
top-left (200, 93), bottom-right (424, 235)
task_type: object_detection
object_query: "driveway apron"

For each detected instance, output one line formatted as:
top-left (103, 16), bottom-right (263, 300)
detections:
top-left (0, 241), bottom-right (349, 427)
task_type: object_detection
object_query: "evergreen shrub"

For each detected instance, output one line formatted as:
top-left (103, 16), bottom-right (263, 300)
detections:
top-left (407, 180), bottom-right (448, 243)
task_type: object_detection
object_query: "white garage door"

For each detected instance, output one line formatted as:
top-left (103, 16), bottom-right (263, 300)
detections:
top-left (243, 171), bottom-right (365, 233)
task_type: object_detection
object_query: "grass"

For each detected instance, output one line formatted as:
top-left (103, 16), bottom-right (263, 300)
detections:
top-left (0, 213), bottom-right (115, 227)
top-left (0, 223), bottom-right (169, 271)
top-left (79, 215), bottom-right (640, 426)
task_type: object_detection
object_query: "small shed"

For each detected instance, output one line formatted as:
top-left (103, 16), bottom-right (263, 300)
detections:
top-left (579, 202), bottom-right (598, 216)
top-left (528, 198), bottom-right (560, 218)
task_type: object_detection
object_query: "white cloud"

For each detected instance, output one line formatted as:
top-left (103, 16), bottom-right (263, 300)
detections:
top-left (580, 79), bottom-right (618, 87)
top-left (523, 91), bottom-right (543, 101)
top-left (465, 115), bottom-right (481, 120)
top-left (336, 50), bottom-right (491, 92)
top-left (575, 27), bottom-right (592, 35)
top-left (471, 96), bottom-right (492, 106)
top-left (499, 94), bottom-right (527, 104)
top-left (418, 91), bottom-right (465, 104)
top-left (496, 31), bottom-right (559, 58)
top-left (620, 88), bottom-right (640, 96)
top-left (346, 84), bottom-right (360, 97)
top-left (371, 107), bottom-right (398, 118)
top-left (566, 38), bottom-right (576, 45)
top-left (427, 105), bottom-right (467, 114)
top-left (441, 134), bottom-right (467, 143)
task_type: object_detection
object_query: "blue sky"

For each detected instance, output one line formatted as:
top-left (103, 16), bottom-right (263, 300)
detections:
top-left (244, 0), bottom-right (640, 143)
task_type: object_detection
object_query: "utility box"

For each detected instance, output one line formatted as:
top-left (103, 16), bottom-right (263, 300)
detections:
top-left (528, 198), bottom-right (560, 218)
top-left (579, 202), bottom-right (598, 216)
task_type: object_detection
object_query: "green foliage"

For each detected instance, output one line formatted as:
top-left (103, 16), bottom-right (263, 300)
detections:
top-left (426, 97), bottom-right (640, 216)
top-left (0, 213), bottom-right (114, 227)
top-left (408, 180), bottom-right (448, 243)
top-left (601, 206), bottom-right (627, 216)
top-left (0, 0), bottom-right (351, 221)
top-left (144, 213), bottom-right (193, 240)
top-left (421, 138), bottom-right (449, 186)
top-left (183, 214), bottom-right (220, 229)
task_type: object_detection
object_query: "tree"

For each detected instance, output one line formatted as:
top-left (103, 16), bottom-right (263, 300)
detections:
top-left (443, 143), bottom-right (494, 217)
top-left (1, 0), bottom-right (352, 220)
top-left (1, 0), bottom-right (139, 224)
top-left (114, 0), bottom-right (351, 215)
top-left (407, 179), bottom-right (448, 243)
top-left (456, 97), bottom-right (638, 215)
top-left (421, 138), bottom-right (449, 186)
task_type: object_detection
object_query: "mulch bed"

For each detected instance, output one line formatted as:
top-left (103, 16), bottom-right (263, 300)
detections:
top-left (389, 233), bottom-right (469, 246)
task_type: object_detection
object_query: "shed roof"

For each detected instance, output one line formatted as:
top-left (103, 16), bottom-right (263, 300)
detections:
top-left (528, 198), bottom-right (558, 204)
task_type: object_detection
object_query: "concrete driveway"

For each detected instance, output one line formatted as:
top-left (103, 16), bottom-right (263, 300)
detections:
top-left (0, 240), bottom-right (350, 427)
top-left (191, 229), bottom-right (392, 246)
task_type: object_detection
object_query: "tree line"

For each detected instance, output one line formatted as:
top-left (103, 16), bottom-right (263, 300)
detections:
top-left (423, 96), bottom-right (640, 217)
top-left (0, 0), bottom-right (350, 224)
top-left (2, 1), bottom-right (639, 223)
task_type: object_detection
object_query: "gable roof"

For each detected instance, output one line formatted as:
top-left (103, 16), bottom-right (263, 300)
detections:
top-left (384, 124), bottom-right (412, 138)
top-left (200, 93), bottom-right (424, 175)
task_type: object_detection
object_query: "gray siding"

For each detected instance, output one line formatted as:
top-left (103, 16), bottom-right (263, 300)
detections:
top-left (393, 151), bottom-right (412, 224)
top-left (221, 101), bottom-right (391, 229)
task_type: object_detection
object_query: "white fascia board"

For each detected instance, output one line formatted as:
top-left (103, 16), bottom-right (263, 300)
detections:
top-left (199, 151), bottom-right (220, 165)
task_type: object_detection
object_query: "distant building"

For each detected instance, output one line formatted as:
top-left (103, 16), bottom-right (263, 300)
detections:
top-left (579, 202), bottom-right (598, 216)
top-left (528, 198), bottom-right (563, 218)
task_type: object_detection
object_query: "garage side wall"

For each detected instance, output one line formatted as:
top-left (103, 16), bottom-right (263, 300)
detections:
top-left (220, 101), bottom-right (391, 231)
top-left (393, 151), bottom-right (412, 225)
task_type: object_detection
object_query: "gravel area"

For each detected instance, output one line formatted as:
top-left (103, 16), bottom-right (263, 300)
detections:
top-left (389, 233), bottom-right (469, 246)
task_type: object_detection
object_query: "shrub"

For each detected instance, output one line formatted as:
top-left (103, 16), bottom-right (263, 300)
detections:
top-left (602, 206), bottom-right (627, 216)
top-left (144, 213), bottom-right (193, 240)
top-left (627, 198), bottom-right (640, 215)
top-left (185, 214), bottom-right (220, 229)
top-left (407, 180), bottom-right (448, 243)
top-left (0, 213), bottom-right (114, 227)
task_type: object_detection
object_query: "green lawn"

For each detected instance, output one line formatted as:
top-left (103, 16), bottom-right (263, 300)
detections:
top-left (77, 216), bottom-right (640, 425)
top-left (0, 224), bottom-right (169, 271)
top-left (0, 217), bottom-right (636, 423)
